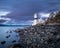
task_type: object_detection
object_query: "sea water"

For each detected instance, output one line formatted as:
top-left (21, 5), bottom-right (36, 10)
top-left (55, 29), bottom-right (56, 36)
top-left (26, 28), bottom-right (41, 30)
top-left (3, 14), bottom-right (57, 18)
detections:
top-left (0, 25), bottom-right (30, 48)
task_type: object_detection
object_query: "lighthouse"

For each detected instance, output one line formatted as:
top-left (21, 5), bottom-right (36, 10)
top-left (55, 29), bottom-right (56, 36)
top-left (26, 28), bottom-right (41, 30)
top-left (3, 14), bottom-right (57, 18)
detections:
top-left (32, 13), bottom-right (38, 26)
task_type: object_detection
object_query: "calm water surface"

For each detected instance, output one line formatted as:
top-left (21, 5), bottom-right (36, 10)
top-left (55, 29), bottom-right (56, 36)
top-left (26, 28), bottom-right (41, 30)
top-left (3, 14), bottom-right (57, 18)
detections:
top-left (0, 26), bottom-right (30, 48)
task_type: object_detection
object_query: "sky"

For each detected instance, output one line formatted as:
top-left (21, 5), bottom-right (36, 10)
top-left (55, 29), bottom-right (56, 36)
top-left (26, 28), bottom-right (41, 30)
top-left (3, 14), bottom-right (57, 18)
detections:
top-left (0, 0), bottom-right (60, 24)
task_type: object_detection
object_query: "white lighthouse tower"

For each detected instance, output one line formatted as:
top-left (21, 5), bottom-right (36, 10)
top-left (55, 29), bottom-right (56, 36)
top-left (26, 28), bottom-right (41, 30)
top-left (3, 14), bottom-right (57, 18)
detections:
top-left (32, 13), bottom-right (38, 26)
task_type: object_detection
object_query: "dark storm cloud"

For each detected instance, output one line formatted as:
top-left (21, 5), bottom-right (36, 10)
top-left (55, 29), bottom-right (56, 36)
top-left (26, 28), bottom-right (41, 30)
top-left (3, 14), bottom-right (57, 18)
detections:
top-left (0, 19), bottom-right (6, 23)
top-left (0, 0), bottom-right (60, 20)
top-left (0, 0), bottom-right (43, 20)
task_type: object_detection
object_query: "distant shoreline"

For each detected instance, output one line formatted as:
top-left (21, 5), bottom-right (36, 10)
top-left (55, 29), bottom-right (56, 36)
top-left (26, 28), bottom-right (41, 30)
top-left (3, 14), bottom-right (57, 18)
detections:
top-left (0, 24), bottom-right (60, 27)
top-left (0, 24), bottom-right (31, 27)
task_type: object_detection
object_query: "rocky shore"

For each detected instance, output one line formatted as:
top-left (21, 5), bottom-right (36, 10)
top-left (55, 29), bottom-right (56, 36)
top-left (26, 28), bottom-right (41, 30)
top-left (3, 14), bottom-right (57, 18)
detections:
top-left (9, 11), bottom-right (60, 48)
top-left (46, 11), bottom-right (60, 24)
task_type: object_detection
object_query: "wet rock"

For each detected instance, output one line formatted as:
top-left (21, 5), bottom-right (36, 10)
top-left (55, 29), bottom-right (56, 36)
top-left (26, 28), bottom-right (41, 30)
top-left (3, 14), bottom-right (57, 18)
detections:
top-left (47, 38), bottom-right (53, 44)
top-left (8, 44), bottom-right (23, 48)
top-left (53, 32), bottom-right (58, 35)
top-left (16, 35), bottom-right (19, 37)
top-left (6, 31), bottom-right (9, 33)
top-left (14, 29), bottom-right (22, 32)
top-left (57, 38), bottom-right (60, 42)
top-left (1, 41), bottom-right (6, 44)
top-left (10, 31), bottom-right (12, 33)
top-left (12, 40), bottom-right (16, 43)
top-left (6, 35), bottom-right (10, 38)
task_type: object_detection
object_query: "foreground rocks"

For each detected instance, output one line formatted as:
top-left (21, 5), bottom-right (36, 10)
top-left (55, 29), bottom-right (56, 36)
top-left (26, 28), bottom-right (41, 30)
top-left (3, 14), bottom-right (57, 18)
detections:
top-left (8, 44), bottom-right (23, 48)
top-left (1, 41), bottom-right (6, 44)
top-left (9, 11), bottom-right (60, 48)
top-left (13, 25), bottom-right (60, 48)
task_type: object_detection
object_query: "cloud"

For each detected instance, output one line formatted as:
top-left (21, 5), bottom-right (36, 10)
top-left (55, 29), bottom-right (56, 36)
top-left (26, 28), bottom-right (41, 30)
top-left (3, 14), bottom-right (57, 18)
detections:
top-left (0, 17), bottom-right (11, 24)
top-left (38, 13), bottom-right (50, 18)
top-left (0, 10), bottom-right (11, 24)
top-left (0, 11), bottom-right (11, 16)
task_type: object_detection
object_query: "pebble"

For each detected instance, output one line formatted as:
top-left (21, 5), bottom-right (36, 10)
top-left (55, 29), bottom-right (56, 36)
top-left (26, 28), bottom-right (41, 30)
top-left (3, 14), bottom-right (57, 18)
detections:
top-left (8, 44), bottom-right (23, 48)
top-left (1, 41), bottom-right (6, 44)
top-left (12, 40), bottom-right (16, 43)
top-left (6, 35), bottom-right (11, 38)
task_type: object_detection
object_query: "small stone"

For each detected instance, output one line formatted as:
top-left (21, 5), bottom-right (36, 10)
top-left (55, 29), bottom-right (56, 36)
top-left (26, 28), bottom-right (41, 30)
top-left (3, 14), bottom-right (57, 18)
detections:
top-left (8, 44), bottom-right (23, 48)
top-left (10, 31), bottom-right (12, 33)
top-left (12, 40), bottom-right (16, 43)
top-left (6, 35), bottom-right (10, 38)
top-left (1, 41), bottom-right (6, 44)
top-left (6, 31), bottom-right (8, 33)
top-left (53, 32), bottom-right (57, 35)
top-left (16, 35), bottom-right (19, 37)
top-left (41, 32), bottom-right (44, 34)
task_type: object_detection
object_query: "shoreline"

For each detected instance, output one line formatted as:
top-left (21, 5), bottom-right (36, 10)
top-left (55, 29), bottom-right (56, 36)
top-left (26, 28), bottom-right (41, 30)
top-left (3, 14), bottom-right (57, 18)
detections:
top-left (11, 24), bottom-right (60, 48)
